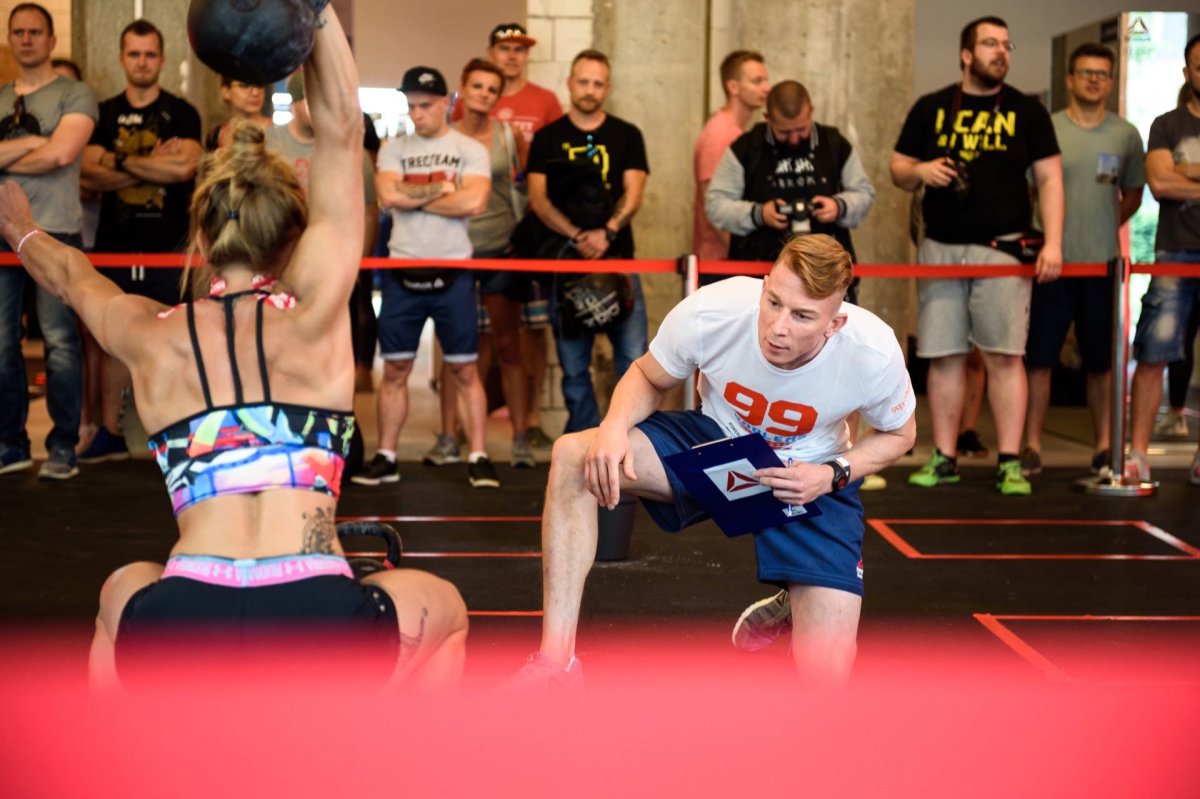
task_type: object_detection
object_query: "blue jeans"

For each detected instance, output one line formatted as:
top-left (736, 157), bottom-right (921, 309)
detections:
top-left (1132, 250), bottom-right (1200, 365)
top-left (550, 273), bottom-right (648, 433)
top-left (0, 233), bottom-right (83, 454)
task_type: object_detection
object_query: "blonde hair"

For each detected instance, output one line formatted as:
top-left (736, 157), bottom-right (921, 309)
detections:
top-left (775, 234), bottom-right (853, 299)
top-left (185, 120), bottom-right (307, 296)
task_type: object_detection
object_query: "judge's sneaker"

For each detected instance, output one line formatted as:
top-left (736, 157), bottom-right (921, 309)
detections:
top-left (422, 433), bottom-right (462, 466)
top-left (1153, 410), bottom-right (1188, 438)
top-left (732, 589), bottom-right (792, 652)
top-left (351, 454), bottom-right (400, 486)
top-left (997, 460), bottom-right (1031, 495)
top-left (511, 435), bottom-right (536, 468)
top-left (908, 450), bottom-right (960, 487)
top-left (507, 653), bottom-right (585, 692)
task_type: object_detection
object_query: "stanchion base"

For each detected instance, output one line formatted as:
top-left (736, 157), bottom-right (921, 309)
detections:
top-left (1076, 475), bottom-right (1158, 497)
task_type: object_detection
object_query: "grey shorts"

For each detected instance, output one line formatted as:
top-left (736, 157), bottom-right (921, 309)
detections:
top-left (916, 238), bottom-right (1032, 358)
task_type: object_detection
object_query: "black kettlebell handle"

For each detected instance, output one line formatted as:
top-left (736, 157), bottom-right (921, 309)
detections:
top-left (336, 521), bottom-right (402, 567)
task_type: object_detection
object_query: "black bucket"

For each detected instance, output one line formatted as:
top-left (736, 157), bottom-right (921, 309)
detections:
top-left (595, 494), bottom-right (637, 561)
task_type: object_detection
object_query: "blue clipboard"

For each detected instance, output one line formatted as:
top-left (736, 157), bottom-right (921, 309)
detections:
top-left (662, 433), bottom-right (821, 538)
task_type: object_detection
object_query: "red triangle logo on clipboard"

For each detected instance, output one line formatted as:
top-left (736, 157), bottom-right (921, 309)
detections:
top-left (726, 471), bottom-right (760, 493)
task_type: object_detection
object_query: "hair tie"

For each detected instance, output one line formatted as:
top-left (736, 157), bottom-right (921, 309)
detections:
top-left (227, 209), bottom-right (239, 220)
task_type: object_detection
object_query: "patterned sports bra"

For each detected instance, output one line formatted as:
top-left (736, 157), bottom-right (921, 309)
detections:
top-left (148, 277), bottom-right (355, 517)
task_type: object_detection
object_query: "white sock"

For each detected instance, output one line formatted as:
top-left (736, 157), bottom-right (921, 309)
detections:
top-left (468, 451), bottom-right (488, 463)
top-left (377, 449), bottom-right (397, 463)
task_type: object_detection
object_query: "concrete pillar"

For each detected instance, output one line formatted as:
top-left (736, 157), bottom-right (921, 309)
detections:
top-left (728, 0), bottom-right (918, 344)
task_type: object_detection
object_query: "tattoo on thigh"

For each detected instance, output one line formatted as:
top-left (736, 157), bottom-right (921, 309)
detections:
top-left (399, 607), bottom-right (428, 662)
top-left (300, 508), bottom-right (337, 554)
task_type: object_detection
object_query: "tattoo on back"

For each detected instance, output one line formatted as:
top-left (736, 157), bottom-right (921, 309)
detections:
top-left (300, 507), bottom-right (337, 554)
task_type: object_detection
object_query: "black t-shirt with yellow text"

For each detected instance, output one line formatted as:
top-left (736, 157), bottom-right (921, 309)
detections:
top-left (894, 83), bottom-right (1059, 244)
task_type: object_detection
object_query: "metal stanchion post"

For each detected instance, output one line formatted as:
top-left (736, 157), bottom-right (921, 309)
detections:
top-left (1080, 256), bottom-right (1156, 496)
top-left (683, 254), bottom-right (698, 411)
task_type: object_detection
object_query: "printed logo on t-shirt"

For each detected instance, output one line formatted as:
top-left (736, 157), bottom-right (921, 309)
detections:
top-left (560, 140), bottom-right (611, 188)
top-left (934, 106), bottom-right (1017, 163)
top-left (113, 113), bottom-right (168, 212)
top-left (772, 155), bottom-right (822, 191)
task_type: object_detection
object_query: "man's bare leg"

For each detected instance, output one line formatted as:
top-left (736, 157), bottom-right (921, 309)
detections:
top-left (539, 426), bottom-right (672, 667)
top-left (927, 354), bottom-right (967, 455)
top-left (377, 359), bottom-right (413, 452)
top-left (788, 584), bottom-right (861, 684)
top-left (980, 350), bottom-right (1027, 455)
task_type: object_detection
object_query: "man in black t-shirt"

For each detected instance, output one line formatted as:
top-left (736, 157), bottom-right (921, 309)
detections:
top-left (890, 15), bottom-right (1063, 496)
top-left (79, 19), bottom-right (202, 463)
top-left (525, 49), bottom-right (650, 433)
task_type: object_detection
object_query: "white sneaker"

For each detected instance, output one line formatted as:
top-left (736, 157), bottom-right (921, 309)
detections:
top-left (731, 590), bottom-right (792, 652)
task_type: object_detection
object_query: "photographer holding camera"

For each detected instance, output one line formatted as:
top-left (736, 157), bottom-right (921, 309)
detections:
top-left (705, 80), bottom-right (874, 280)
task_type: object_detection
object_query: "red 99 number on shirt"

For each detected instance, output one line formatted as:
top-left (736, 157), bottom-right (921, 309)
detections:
top-left (723, 382), bottom-right (818, 438)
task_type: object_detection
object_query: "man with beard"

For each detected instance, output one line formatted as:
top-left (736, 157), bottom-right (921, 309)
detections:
top-left (891, 15), bottom-right (1062, 496)
top-left (524, 49), bottom-right (649, 434)
top-left (78, 18), bottom-right (202, 463)
top-left (1126, 33), bottom-right (1200, 485)
top-left (705, 80), bottom-right (874, 275)
top-left (0, 3), bottom-right (98, 480)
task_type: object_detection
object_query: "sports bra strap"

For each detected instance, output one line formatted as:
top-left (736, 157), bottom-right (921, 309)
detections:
top-left (255, 294), bottom-right (271, 403)
top-left (185, 301), bottom-right (214, 408)
top-left (221, 294), bottom-right (245, 405)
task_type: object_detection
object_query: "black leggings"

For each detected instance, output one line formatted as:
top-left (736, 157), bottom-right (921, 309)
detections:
top-left (116, 575), bottom-right (399, 682)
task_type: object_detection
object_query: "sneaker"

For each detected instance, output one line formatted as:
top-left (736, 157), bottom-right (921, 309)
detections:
top-left (997, 459), bottom-right (1031, 495)
top-left (956, 429), bottom-right (989, 458)
top-left (1190, 452), bottom-right (1200, 486)
top-left (506, 652), bottom-right (585, 692)
top-left (38, 449), bottom-right (79, 480)
top-left (908, 450), bottom-right (960, 487)
top-left (1124, 450), bottom-right (1151, 483)
top-left (860, 473), bottom-right (887, 491)
top-left (1153, 410), bottom-right (1189, 439)
top-left (511, 434), bottom-right (536, 469)
top-left (77, 427), bottom-right (130, 464)
top-left (1090, 449), bottom-right (1112, 477)
top-left (350, 453), bottom-right (400, 486)
top-left (0, 444), bottom-right (33, 475)
top-left (1019, 447), bottom-right (1042, 477)
top-left (422, 433), bottom-right (462, 466)
top-left (468, 456), bottom-right (500, 488)
top-left (732, 589), bottom-right (792, 652)
top-left (526, 426), bottom-right (554, 449)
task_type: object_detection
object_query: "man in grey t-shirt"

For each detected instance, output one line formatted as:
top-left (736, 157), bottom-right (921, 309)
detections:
top-left (1020, 43), bottom-right (1144, 479)
top-left (0, 3), bottom-right (98, 480)
top-left (353, 66), bottom-right (497, 489)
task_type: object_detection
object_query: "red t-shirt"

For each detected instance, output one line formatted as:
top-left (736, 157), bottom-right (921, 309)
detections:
top-left (692, 108), bottom-right (746, 260)
top-left (452, 81), bottom-right (563, 144)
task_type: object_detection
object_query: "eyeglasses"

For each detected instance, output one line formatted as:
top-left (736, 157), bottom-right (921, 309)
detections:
top-left (1072, 68), bottom-right (1112, 80)
top-left (977, 38), bottom-right (1015, 52)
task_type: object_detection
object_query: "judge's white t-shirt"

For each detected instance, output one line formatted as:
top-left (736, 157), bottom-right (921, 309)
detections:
top-left (649, 276), bottom-right (914, 464)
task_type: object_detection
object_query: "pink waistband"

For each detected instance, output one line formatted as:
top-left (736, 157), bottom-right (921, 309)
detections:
top-left (161, 554), bottom-right (354, 588)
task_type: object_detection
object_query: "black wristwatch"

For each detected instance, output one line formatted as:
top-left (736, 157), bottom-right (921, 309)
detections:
top-left (825, 457), bottom-right (851, 493)
top-left (605, 227), bottom-right (619, 243)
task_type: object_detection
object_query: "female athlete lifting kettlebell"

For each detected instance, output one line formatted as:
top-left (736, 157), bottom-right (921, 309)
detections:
top-left (0, 4), bottom-right (467, 689)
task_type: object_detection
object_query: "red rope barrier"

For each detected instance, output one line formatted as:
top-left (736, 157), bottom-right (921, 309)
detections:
top-left (0, 252), bottom-right (1196, 278)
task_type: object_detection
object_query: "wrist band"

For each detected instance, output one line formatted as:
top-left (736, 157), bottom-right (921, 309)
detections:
top-left (16, 228), bottom-right (43, 256)
top-left (834, 197), bottom-right (847, 219)
top-left (572, 229), bottom-right (585, 241)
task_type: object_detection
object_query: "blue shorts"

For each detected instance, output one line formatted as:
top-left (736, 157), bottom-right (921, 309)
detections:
top-left (635, 410), bottom-right (866, 596)
top-left (378, 271), bottom-right (478, 361)
top-left (1133, 251), bottom-right (1200, 365)
top-left (1026, 275), bottom-right (1113, 373)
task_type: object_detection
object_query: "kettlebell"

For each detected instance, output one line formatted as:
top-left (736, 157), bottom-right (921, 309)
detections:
top-left (187, 0), bottom-right (317, 86)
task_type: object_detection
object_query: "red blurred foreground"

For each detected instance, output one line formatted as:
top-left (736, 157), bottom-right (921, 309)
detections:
top-left (2, 625), bottom-right (1198, 798)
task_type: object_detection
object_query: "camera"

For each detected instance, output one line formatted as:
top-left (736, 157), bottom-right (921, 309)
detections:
top-left (949, 156), bottom-right (970, 201)
top-left (774, 198), bottom-right (824, 235)
top-left (774, 198), bottom-right (812, 222)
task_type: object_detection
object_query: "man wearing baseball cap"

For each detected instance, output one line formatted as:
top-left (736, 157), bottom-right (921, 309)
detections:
top-left (357, 66), bottom-right (498, 489)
